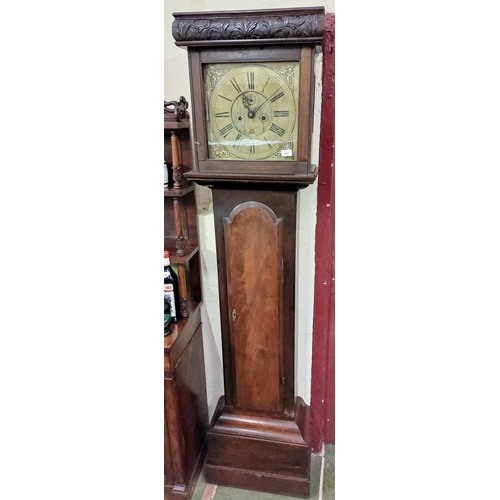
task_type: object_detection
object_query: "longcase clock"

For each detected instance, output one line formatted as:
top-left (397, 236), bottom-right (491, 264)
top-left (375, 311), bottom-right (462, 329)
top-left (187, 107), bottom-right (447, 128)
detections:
top-left (172, 7), bottom-right (325, 497)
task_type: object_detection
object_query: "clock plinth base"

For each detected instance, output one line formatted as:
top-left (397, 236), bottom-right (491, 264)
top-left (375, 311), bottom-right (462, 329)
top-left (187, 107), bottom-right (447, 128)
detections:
top-left (205, 397), bottom-right (311, 498)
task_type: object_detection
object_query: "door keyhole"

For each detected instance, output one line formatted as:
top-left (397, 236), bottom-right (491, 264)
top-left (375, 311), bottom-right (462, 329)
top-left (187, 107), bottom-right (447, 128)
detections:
top-left (232, 308), bottom-right (237, 322)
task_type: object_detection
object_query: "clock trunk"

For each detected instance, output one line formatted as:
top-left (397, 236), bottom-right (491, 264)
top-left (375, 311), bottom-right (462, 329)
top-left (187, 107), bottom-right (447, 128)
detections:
top-left (204, 187), bottom-right (310, 497)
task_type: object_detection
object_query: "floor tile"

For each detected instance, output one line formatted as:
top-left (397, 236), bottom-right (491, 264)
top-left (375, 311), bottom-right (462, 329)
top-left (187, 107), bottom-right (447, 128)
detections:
top-left (322, 445), bottom-right (335, 500)
top-left (309, 452), bottom-right (322, 500)
top-left (191, 471), bottom-right (208, 500)
top-left (213, 486), bottom-right (299, 499)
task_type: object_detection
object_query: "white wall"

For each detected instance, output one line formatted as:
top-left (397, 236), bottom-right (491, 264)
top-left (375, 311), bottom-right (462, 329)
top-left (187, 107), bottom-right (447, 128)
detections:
top-left (165, 0), bottom-right (335, 420)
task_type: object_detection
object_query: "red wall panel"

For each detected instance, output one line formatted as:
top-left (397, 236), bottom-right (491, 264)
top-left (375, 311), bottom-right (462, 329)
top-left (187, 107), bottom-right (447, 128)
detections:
top-left (310, 13), bottom-right (335, 453)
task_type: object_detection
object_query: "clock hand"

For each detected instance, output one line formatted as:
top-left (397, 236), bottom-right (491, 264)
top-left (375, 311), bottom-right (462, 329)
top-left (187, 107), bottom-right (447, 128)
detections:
top-left (248, 99), bottom-right (268, 119)
top-left (241, 93), bottom-right (255, 110)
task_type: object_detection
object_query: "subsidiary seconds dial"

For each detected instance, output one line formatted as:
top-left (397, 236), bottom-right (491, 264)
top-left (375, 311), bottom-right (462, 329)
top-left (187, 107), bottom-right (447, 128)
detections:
top-left (204, 62), bottom-right (299, 161)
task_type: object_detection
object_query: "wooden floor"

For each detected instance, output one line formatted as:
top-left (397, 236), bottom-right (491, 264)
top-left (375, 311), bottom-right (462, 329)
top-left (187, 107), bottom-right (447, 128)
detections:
top-left (191, 445), bottom-right (335, 500)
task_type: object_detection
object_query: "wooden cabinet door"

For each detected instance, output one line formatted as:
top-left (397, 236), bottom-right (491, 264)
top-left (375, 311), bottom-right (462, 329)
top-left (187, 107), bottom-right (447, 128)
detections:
top-left (213, 188), bottom-right (298, 415)
top-left (224, 202), bottom-right (284, 412)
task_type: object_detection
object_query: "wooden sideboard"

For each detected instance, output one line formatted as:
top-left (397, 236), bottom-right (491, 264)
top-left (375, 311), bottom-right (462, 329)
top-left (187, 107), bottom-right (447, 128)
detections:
top-left (164, 305), bottom-right (208, 500)
top-left (164, 100), bottom-right (207, 500)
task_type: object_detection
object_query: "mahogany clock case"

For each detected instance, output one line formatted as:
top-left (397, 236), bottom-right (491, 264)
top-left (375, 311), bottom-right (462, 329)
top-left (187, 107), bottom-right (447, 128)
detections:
top-left (170, 7), bottom-right (326, 498)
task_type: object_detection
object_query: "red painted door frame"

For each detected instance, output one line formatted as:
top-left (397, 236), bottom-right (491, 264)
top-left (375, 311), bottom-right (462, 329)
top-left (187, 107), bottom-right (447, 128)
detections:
top-left (310, 13), bottom-right (335, 453)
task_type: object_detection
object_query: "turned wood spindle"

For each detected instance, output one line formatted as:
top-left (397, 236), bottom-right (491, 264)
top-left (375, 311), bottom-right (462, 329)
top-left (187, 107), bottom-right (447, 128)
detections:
top-left (177, 265), bottom-right (189, 318)
top-left (172, 198), bottom-right (186, 256)
top-left (170, 132), bottom-right (183, 190)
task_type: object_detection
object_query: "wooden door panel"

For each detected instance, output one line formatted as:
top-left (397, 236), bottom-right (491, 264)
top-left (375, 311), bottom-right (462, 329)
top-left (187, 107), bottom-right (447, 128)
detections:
top-left (224, 202), bottom-right (283, 412)
top-left (164, 379), bottom-right (185, 486)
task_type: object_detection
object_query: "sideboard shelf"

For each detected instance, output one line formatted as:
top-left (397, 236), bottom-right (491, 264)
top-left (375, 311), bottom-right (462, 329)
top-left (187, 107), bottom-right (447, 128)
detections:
top-left (164, 120), bottom-right (190, 130)
top-left (166, 246), bottom-right (200, 267)
top-left (164, 185), bottom-right (195, 198)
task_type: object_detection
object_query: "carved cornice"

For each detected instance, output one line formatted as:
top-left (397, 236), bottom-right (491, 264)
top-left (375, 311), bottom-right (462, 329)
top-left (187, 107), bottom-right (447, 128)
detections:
top-left (164, 96), bottom-right (190, 123)
top-left (172, 7), bottom-right (325, 47)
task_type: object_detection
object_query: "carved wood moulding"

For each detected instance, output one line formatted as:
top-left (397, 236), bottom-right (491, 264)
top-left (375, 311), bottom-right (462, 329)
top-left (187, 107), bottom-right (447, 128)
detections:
top-left (164, 96), bottom-right (190, 123)
top-left (172, 7), bottom-right (325, 47)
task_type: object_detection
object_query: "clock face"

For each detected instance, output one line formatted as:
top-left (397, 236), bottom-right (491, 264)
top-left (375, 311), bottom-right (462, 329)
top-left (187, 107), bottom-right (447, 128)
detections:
top-left (203, 61), bottom-right (300, 161)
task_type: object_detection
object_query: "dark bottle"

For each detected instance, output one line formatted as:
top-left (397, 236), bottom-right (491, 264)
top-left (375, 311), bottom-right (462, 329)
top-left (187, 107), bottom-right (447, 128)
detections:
top-left (164, 250), bottom-right (181, 323)
top-left (164, 295), bottom-right (172, 336)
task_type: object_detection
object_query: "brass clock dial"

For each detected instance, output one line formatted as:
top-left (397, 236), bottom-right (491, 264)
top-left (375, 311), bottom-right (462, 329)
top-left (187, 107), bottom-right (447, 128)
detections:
top-left (203, 61), bottom-right (300, 161)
